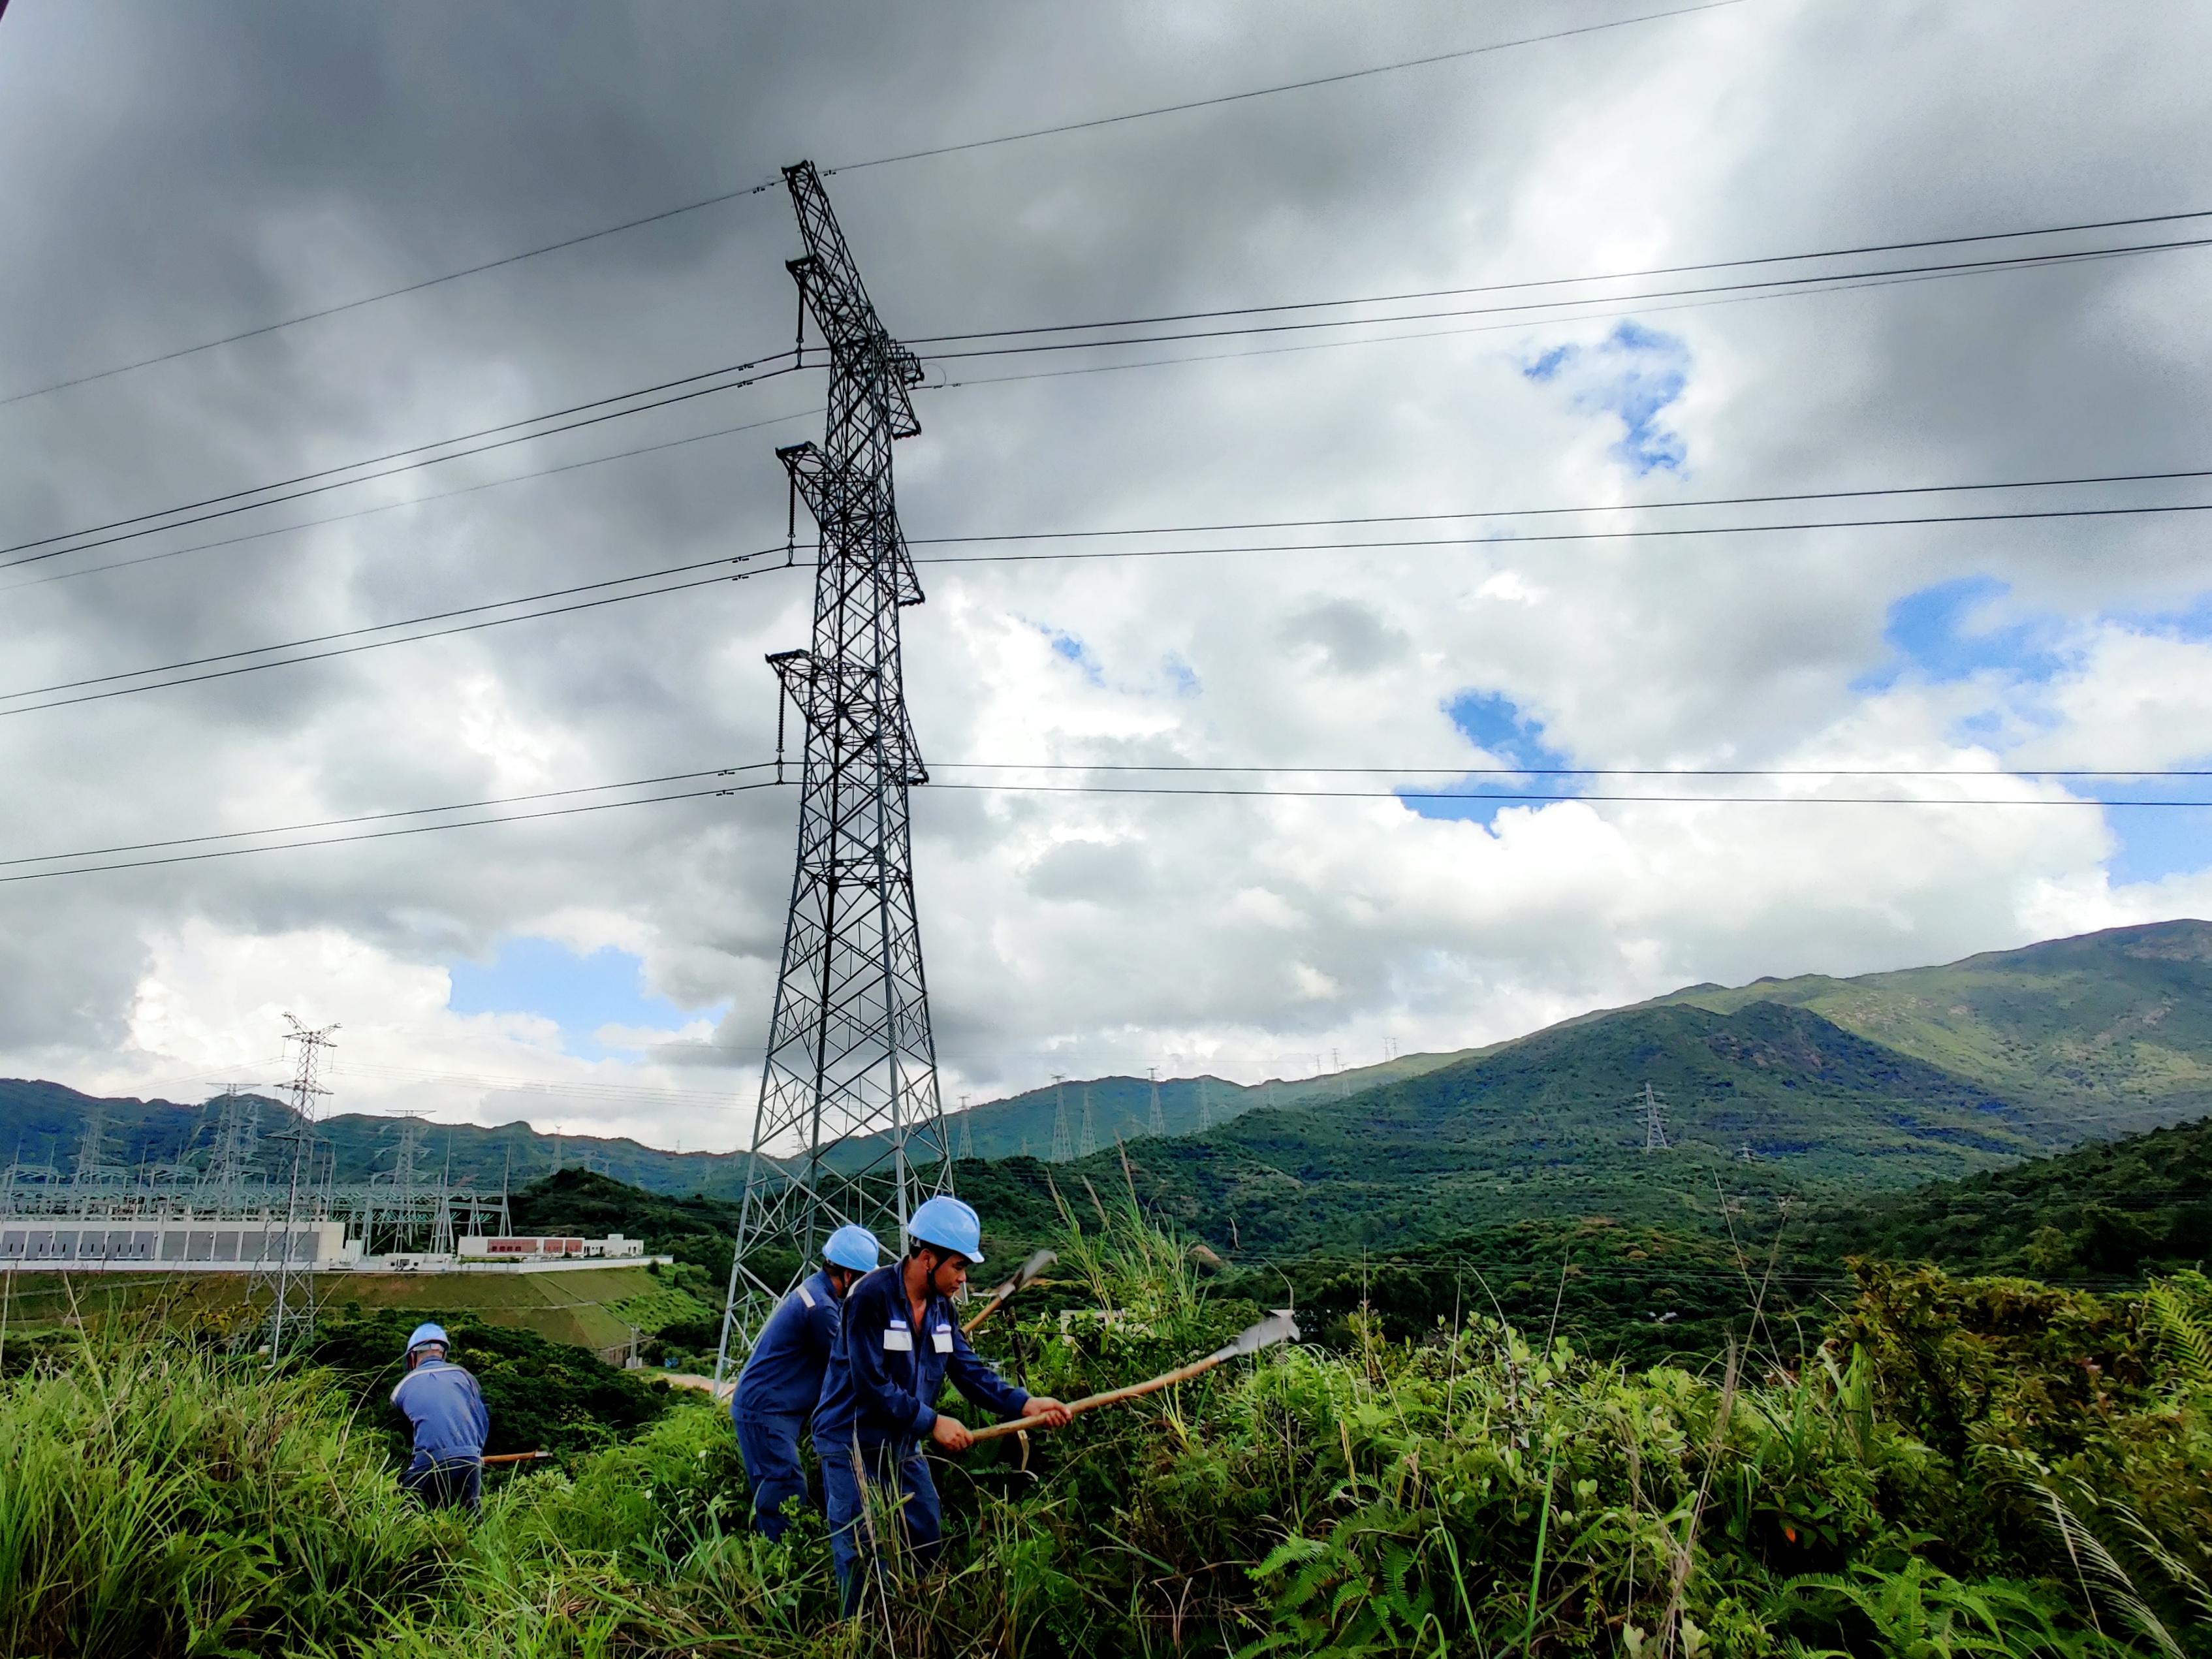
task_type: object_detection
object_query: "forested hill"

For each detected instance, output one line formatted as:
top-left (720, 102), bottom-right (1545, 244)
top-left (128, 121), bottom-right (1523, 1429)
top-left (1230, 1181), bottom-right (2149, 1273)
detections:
top-left (996, 997), bottom-right (2055, 1257)
top-left (1658, 917), bottom-right (2212, 1135)
top-left (1801, 1112), bottom-right (2212, 1282)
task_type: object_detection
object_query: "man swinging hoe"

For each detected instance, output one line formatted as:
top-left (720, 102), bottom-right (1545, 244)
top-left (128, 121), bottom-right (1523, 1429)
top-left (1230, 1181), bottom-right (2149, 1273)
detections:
top-left (810, 1195), bottom-right (1072, 1611)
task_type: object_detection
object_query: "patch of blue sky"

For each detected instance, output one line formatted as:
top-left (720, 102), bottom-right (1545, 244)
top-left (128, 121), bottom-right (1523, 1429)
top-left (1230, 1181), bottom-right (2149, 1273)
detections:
top-left (1519, 320), bottom-right (1690, 477)
top-left (2095, 788), bottom-right (2212, 885)
top-left (1162, 652), bottom-right (1201, 697)
top-left (448, 937), bottom-right (725, 1060)
top-left (1035, 622), bottom-right (1105, 686)
top-left (1404, 691), bottom-right (1576, 825)
top-left (1855, 576), bottom-right (2066, 695)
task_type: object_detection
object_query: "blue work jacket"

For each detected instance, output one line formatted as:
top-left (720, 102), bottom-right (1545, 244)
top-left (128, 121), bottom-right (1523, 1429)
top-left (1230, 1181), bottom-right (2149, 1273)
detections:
top-left (812, 1263), bottom-right (1028, 1451)
top-left (733, 1268), bottom-right (845, 1417)
top-left (390, 1358), bottom-right (490, 1462)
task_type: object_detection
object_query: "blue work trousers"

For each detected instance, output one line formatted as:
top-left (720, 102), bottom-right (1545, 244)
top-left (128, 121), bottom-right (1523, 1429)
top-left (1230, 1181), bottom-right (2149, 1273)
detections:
top-left (401, 1451), bottom-right (482, 1516)
top-left (819, 1438), bottom-right (942, 1617)
top-left (732, 1406), bottom-right (810, 1540)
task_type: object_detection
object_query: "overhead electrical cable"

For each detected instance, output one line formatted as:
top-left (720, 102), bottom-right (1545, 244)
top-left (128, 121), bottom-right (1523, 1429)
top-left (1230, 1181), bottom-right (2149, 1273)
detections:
top-left (17, 219), bottom-right (2205, 577)
top-left (0, 350), bottom-right (794, 563)
top-left (0, 404), bottom-right (822, 596)
top-left (0, 546), bottom-right (795, 719)
top-left (902, 501), bottom-right (2212, 567)
top-left (906, 206), bottom-right (2212, 345)
top-left (16, 757), bottom-right (2207, 885)
top-left (0, 0), bottom-right (1736, 409)
top-left (919, 234), bottom-right (2212, 362)
top-left (907, 466), bottom-right (2212, 545)
top-left (0, 763), bottom-right (774, 869)
top-left (14, 489), bottom-right (2207, 721)
top-left (1, 357), bottom-right (800, 573)
top-left (927, 782), bottom-right (2211, 808)
top-left (930, 761), bottom-right (2212, 780)
top-left (0, 777), bottom-right (783, 885)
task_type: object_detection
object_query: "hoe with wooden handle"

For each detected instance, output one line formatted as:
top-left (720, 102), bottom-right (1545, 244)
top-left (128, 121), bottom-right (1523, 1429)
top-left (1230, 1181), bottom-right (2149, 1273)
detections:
top-left (962, 1248), bottom-right (1058, 1336)
top-left (966, 1310), bottom-right (1301, 1446)
top-left (481, 1451), bottom-right (553, 1466)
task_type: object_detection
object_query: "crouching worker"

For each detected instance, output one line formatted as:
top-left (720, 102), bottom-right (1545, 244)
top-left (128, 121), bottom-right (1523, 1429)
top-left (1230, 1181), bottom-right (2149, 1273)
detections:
top-left (391, 1322), bottom-right (490, 1515)
top-left (730, 1223), bottom-right (883, 1539)
top-left (812, 1196), bottom-right (1072, 1613)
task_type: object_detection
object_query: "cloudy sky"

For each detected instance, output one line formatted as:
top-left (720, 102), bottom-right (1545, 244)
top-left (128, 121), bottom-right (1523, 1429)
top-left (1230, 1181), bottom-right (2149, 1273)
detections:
top-left (1, 0), bottom-right (2207, 1152)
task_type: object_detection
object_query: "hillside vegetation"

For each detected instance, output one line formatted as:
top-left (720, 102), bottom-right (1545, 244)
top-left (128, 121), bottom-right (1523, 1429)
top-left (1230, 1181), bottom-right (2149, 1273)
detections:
top-left (1803, 1113), bottom-right (2212, 1284)
top-left (1666, 919), bottom-right (2212, 1136)
top-left (3, 1207), bottom-right (2209, 1657)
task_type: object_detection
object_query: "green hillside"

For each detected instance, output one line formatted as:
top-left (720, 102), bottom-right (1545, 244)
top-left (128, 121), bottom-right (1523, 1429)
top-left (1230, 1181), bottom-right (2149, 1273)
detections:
top-left (980, 999), bottom-right (2049, 1259)
top-left (1663, 917), bottom-right (2212, 1135)
top-left (1801, 1112), bottom-right (2212, 1282)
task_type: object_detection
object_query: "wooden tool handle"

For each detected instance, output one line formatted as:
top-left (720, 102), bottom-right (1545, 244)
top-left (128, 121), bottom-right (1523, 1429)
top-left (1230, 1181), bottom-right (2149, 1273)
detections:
top-left (481, 1451), bottom-right (552, 1466)
top-left (962, 1290), bottom-right (1011, 1336)
top-left (967, 1353), bottom-right (1224, 1446)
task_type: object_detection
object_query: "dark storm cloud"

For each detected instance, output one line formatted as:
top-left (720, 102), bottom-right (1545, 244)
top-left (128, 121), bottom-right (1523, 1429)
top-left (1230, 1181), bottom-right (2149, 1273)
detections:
top-left (0, 0), bottom-right (2207, 1137)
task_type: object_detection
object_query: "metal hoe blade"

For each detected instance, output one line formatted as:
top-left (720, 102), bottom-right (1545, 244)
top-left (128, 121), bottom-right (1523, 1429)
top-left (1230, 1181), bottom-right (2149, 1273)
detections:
top-left (1003, 1246), bottom-right (1057, 1295)
top-left (1209, 1309), bottom-right (1301, 1363)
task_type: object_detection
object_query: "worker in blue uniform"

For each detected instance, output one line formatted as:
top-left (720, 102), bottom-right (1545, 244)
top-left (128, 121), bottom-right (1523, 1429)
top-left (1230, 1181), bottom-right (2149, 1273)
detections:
top-left (729, 1222), bottom-right (883, 1539)
top-left (390, 1322), bottom-right (490, 1515)
top-left (812, 1195), bottom-right (1071, 1612)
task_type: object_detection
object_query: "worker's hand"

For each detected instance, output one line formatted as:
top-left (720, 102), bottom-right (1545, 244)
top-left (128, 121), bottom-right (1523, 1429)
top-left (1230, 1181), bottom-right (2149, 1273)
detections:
top-left (929, 1414), bottom-right (973, 1452)
top-left (1020, 1396), bottom-right (1073, 1430)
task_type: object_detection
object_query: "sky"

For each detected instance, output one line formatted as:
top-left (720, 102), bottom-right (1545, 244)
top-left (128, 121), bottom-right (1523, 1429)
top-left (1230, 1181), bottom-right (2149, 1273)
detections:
top-left (1, 0), bottom-right (2208, 1153)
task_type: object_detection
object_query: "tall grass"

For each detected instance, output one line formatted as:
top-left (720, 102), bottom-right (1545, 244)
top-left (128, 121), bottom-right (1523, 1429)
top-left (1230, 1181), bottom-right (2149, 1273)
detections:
top-left (1, 1210), bottom-right (2207, 1656)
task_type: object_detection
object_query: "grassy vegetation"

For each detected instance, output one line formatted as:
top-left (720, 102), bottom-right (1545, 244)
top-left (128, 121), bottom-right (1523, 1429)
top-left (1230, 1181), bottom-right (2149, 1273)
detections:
top-left (5, 1196), bottom-right (2210, 1656)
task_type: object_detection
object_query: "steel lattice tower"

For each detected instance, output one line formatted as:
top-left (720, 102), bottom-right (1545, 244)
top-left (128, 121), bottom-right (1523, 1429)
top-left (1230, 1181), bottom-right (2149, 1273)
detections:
top-left (716, 163), bottom-right (951, 1376)
top-left (257, 1016), bottom-right (336, 1365)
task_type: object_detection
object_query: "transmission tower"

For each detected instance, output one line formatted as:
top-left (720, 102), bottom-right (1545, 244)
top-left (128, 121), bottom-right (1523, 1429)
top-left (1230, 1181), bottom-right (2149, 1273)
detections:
top-left (1147, 1067), bottom-right (1166, 1137)
top-left (957, 1094), bottom-right (974, 1161)
top-left (204, 1085), bottom-right (263, 1209)
top-left (1051, 1075), bottom-right (1073, 1163)
top-left (1637, 1082), bottom-right (1670, 1153)
top-left (1196, 1077), bottom-right (1213, 1131)
top-left (1079, 1086), bottom-right (1096, 1159)
top-left (718, 161), bottom-right (951, 1377)
top-left (257, 1017), bottom-right (336, 1364)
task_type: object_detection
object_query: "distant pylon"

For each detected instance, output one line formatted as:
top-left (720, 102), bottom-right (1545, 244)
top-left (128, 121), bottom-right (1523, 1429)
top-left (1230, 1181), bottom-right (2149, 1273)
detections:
top-left (958, 1094), bottom-right (974, 1161)
top-left (1639, 1082), bottom-right (1669, 1152)
top-left (1147, 1067), bottom-right (1166, 1137)
top-left (719, 161), bottom-right (950, 1383)
top-left (1051, 1075), bottom-right (1073, 1163)
top-left (257, 1017), bottom-right (336, 1365)
top-left (205, 1085), bottom-right (262, 1209)
top-left (1196, 1077), bottom-right (1212, 1132)
top-left (1079, 1086), bottom-right (1096, 1158)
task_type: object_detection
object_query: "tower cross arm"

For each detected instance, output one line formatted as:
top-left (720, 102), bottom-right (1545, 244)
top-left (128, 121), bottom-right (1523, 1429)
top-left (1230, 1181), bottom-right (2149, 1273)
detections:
top-left (782, 161), bottom-right (922, 438)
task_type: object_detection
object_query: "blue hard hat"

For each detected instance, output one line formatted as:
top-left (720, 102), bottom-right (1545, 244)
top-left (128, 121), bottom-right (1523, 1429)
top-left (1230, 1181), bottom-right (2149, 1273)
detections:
top-left (405, 1321), bottom-right (449, 1357)
top-left (908, 1195), bottom-right (983, 1265)
top-left (823, 1224), bottom-right (882, 1273)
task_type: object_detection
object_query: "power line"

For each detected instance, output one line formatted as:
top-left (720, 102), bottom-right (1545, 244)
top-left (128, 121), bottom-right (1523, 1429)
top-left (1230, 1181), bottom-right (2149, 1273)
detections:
top-left (21, 225), bottom-right (2205, 581)
top-left (932, 762), bottom-right (2212, 780)
top-left (0, 404), bottom-right (821, 597)
top-left (0, 776), bottom-right (783, 885)
top-left (926, 782), bottom-right (2211, 808)
top-left (908, 464), bottom-right (2212, 546)
top-left (0, 763), bottom-right (773, 869)
top-left (0, 1), bottom-right (1735, 409)
top-left (2, 358), bottom-right (800, 574)
top-left (0, 351), bottom-right (793, 565)
top-left (919, 234), bottom-right (2212, 363)
top-left (906, 207), bottom-right (2212, 345)
top-left (904, 500), bottom-right (2212, 566)
top-left (0, 546), bottom-right (796, 719)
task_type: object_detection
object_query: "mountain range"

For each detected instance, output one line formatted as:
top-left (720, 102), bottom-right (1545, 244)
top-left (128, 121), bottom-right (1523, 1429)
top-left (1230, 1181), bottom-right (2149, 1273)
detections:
top-left (5, 919), bottom-right (2207, 1244)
